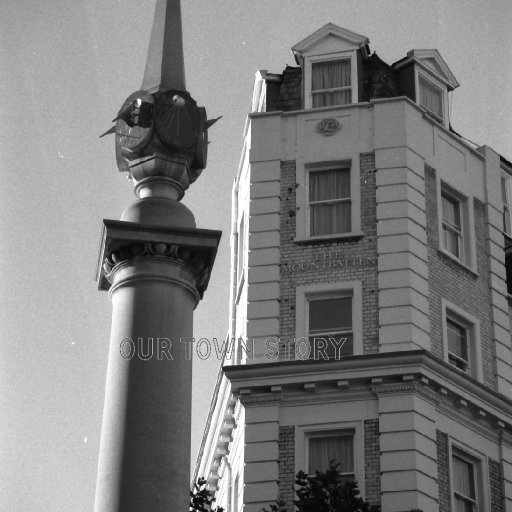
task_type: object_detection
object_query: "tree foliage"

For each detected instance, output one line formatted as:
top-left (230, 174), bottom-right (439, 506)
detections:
top-left (261, 462), bottom-right (422, 512)
top-left (293, 463), bottom-right (380, 512)
top-left (194, 465), bottom-right (422, 512)
top-left (190, 477), bottom-right (224, 512)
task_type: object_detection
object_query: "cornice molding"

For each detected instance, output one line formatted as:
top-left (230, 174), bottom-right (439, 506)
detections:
top-left (239, 392), bottom-right (282, 405)
top-left (371, 381), bottom-right (441, 405)
top-left (225, 351), bottom-right (512, 434)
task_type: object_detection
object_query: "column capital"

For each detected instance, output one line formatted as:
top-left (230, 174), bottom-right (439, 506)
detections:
top-left (97, 219), bottom-right (221, 299)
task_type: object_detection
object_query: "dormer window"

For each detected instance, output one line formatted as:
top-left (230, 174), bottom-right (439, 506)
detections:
top-left (393, 49), bottom-right (459, 128)
top-left (291, 24), bottom-right (369, 110)
top-left (312, 58), bottom-right (352, 107)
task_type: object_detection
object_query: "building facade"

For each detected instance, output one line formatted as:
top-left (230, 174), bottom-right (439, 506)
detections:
top-left (195, 24), bottom-right (512, 512)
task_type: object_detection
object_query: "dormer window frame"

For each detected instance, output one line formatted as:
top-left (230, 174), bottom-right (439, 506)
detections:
top-left (304, 50), bottom-right (359, 109)
top-left (415, 67), bottom-right (449, 126)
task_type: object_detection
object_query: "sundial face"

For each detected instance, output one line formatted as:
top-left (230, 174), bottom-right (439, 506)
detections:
top-left (115, 91), bottom-right (155, 153)
top-left (155, 90), bottom-right (199, 150)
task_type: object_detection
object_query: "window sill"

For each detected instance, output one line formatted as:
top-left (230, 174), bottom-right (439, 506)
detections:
top-left (295, 232), bottom-right (364, 244)
top-left (437, 249), bottom-right (478, 277)
top-left (419, 105), bottom-right (444, 125)
top-left (446, 359), bottom-right (482, 383)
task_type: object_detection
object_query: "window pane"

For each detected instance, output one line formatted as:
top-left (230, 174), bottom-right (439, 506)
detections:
top-left (502, 176), bottom-right (508, 204)
top-left (311, 203), bottom-right (333, 235)
top-left (453, 454), bottom-right (476, 499)
top-left (442, 193), bottom-right (462, 258)
top-left (442, 194), bottom-right (460, 230)
top-left (419, 76), bottom-right (443, 119)
top-left (312, 60), bottom-right (350, 90)
top-left (309, 297), bottom-right (352, 332)
top-left (447, 319), bottom-right (467, 360)
top-left (309, 168), bottom-right (351, 236)
top-left (313, 90), bottom-right (351, 108)
top-left (309, 433), bottom-right (353, 474)
top-left (310, 169), bottom-right (350, 201)
top-left (309, 333), bottom-right (353, 359)
top-left (334, 202), bottom-right (352, 233)
top-left (504, 208), bottom-right (511, 235)
top-left (312, 60), bottom-right (351, 107)
top-left (443, 226), bottom-right (460, 258)
top-left (309, 297), bottom-right (352, 359)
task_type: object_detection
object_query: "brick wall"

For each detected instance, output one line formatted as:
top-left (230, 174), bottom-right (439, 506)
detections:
top-left (436, 430), bottom-right (450, 512)
top-left (279, 153), bottom-right (379, 359)
top-left (278, 426), bottom-right (295, 511)
top-left (364, 419), bottom-right (381, 507)
top-left (425, 165), bottom-right (496, 389)
top-left (489, 458), bottom-right (504, 512)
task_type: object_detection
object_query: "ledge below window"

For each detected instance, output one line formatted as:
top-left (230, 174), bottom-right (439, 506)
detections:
top-left (294, 232), bottom-right (364, 245)
top-left (437, 248), bottom-right (478, 278)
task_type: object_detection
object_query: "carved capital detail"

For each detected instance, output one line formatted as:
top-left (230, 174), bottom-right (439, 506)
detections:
top-left (103, 241), bottom-right (210, 293)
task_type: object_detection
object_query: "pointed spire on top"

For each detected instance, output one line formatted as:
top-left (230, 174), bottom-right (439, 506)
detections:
top-left (141, 0), bottom-right (186, 93)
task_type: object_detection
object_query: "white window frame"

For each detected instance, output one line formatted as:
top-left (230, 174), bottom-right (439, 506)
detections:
top-left (296, 422), bottom-right (364, 497)
top-left (441, 190), bottom-right (463, 260)
top-left (438, 181), bottom-right (476, 271)
top-left (296, 157), bottom-right (361, 242)
top-left (308, 163), bottom-right (351, 238)
top-left (415, 69), bottom-right (448, 127)
top-left (442, 299), bottom-right (482, 381)
top-left (304, 51), bottom-right (358, 109)
top-left (449, 442), bottom-right (488, 512)
top-left (307, 295), bottom-right (353, 360)
top-left (295, 281), bottom-right (362, 359)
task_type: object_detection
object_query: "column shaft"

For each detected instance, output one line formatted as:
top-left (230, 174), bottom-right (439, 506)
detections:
top-left (95, 257), bottom-right (197, 512)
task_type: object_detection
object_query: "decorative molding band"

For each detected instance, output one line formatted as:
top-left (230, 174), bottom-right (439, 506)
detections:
top-left (372, 381), bottom-right (440, 405)
top-left (134, 175), bottom-right (185, 201)
top-left (437, 398), bottom-right (500, 444)
top-left (239, 392), bottom-right (282, 405)
top-left (108, 269), bottom-right (200, 304)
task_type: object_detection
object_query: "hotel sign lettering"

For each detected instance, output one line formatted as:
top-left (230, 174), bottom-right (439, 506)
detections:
top-left (281, 251), bottom-right (377, 273)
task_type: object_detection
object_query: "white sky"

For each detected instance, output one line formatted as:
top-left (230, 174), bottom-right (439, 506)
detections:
top-left (0, 0), bottom-right (510, 510)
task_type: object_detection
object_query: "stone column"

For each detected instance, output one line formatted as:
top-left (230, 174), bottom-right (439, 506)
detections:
top-left (95, 160), bottom-right (221, 512)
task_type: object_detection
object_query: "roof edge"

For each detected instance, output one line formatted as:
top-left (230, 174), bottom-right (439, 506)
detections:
top-left (292, 23), bottom-right (369, 57)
